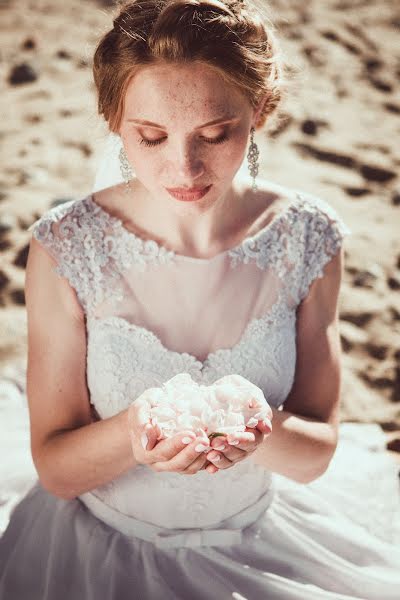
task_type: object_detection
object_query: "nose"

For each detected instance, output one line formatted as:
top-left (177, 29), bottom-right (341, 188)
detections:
top-left (174, 140), bottom-right (205, 183)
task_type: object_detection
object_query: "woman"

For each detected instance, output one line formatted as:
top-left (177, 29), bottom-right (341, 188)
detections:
top-left (1, 1), bottom-right (399, 598)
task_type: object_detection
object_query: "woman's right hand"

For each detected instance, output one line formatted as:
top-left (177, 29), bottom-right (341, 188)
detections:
top-left (127, 400), bottom-right (212, 475)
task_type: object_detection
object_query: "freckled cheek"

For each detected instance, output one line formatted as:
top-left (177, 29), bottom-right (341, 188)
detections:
top-left (214, 136), bottom-right (249, 177)
top-left (226, 140), bottom-right (248, 168)
top-left (124, 144), bottom-right (155, 180)
top-left (124, 134), bottom-right (248, 183)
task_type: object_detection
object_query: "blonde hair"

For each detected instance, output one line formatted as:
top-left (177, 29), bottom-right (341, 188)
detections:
top-left (93, 0), bottom-right (289, 133)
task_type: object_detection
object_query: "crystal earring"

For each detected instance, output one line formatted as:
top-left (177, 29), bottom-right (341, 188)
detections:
top-left (119, 146), bottom-right (134, 194)
top-left (247, 126), bottom-right (260, 193)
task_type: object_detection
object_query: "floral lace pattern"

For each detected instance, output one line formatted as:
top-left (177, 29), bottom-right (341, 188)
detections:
top-left (29, 197), bottom-right (176, 315)
top-left (29, 189), bottom-right (353, 528)
top-left (86, 293), bottom-right (297, 420)
top-left (30, 191), bottom-right (351, 315)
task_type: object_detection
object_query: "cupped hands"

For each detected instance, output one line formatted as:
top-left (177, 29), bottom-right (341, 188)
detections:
top-left (128, 397), bottom-right (272, 476)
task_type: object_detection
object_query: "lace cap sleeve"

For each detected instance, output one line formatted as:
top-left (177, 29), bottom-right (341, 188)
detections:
top-left (27, 198), bottom-right (100, 315)
top-left (296, 192), bottom-right (352, 303)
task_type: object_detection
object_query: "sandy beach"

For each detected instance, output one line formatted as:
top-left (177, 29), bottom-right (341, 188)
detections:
top-left (0, 0), bottom-right (399, 527)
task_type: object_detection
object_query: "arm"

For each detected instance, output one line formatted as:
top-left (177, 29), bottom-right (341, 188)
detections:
top-left (26, 237), bottom-right (137, 501)
top-left (251, 246), bottom-right (344, 483)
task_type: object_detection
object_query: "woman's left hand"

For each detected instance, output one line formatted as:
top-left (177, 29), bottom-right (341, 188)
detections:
top-left (203, 419), bottom-right (272, 474)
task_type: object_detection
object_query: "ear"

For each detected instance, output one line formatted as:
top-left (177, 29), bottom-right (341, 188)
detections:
top-left (252, 95), bottom-right (268, 129)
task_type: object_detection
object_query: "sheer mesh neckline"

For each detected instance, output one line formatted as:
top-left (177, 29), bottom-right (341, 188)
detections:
top-left (86, 192), bottom-right (300, 263)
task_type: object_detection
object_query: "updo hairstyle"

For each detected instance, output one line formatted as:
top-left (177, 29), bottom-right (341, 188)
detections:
top-left (93, 0), bottom-right (288, 133)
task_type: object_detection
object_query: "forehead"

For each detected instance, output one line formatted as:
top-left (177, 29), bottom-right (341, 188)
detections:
top-left (123, 62), bottom-right (247, 122)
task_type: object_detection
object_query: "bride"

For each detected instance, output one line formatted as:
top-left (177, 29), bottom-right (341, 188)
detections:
top-left (1, 1), bottom-right (399, 599)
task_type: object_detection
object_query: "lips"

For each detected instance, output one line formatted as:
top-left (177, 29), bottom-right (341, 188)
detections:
top-left (165, 185), bottom-right (212, 202)
top-left (167, 185), bottom-right (210, 193)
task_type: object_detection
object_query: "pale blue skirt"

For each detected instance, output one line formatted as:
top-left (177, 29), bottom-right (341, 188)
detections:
top-left (1, 462), bottom-right (400, 600)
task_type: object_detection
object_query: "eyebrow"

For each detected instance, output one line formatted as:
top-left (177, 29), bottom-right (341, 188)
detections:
top-left (126, 115), bottom-right (240, 130)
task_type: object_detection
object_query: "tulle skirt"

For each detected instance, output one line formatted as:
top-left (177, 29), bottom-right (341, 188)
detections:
top-left (1, 428), bottom-right (400, 600)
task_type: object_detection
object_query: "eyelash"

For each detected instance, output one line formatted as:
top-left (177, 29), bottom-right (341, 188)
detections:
top-left (139, 134), bottom-right (229, 148)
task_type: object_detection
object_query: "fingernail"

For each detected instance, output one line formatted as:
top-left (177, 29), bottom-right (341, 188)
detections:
top-left (211, 454), bottom-right (221, 462)
top-left (141, 432), bottom-right (148, 450)
top-left (264, 418), bottom-right (272, 430)
top-left (182, 436), bottom-right (194, 444)
top-left (228, 439), bottom-right (240, 445)
top-left (215, 444), bottom-right (225, 451)
top-left (195, 443), bottom-right (209, 452)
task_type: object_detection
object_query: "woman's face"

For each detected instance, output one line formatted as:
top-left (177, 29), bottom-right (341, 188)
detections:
top-left (119, 61), bottom-right (259, 207)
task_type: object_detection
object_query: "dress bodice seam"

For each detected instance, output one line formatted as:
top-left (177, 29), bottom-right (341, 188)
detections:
top-left (86, 291), bottom-right (296, 369)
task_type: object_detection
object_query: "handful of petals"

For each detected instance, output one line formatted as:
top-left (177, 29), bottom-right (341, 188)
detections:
top-left (138, 373), bottom-right (272, 441)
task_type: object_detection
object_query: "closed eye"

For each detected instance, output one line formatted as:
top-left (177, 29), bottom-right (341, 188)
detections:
top-left (203, 134), bottom-right (229, 145)
top-left (139, 134), bottom-right (229, 148)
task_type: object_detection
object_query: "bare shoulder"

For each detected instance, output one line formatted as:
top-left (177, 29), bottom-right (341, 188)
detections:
top-left (27, 235), bottom-right (85, 323)
top-left (235, 176), bottom-right (298, 236)
top-left (91, 181), bottom-right (127, 217)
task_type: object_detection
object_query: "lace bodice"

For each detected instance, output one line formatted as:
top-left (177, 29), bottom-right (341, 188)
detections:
top-left (29, 186), bottom-right (351, 528)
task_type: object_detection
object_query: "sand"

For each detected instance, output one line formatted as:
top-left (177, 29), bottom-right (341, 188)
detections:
top-left (0, 0), bottom-right (399, 518)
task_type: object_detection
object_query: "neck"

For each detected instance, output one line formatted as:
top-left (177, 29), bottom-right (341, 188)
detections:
top-left (126, 178), bottom-right (245, 258)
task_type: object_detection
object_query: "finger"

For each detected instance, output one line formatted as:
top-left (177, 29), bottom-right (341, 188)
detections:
top-left (211, 430), bottom-right (263, 462)
top-left (200, 458), bottom-right (219, 473)
top-left (208, 431), bottom-right (256, 462)
top-left (205, 462), bottom-right (219, 474)
top-left (227, 431), bottom-right (256, 449)
top-left (128, 394), bottom-right (150, 424)
top-left (206, 450), bottom-right (233, 470)
top-left (200, 459), bottom-right (220, 472)
top-left (255, 418), bottom-right (273, 434)
top-left (210, 436), bottom-right (227, 450)
top-left (127, 398), bottom-right (153, 444)
top-left (152, 434), bottom-right (210, 472)
top-left (244, 427), bottom-right (265, 445)
top-left (135, 397), bottom-right (153, 429)
top-left (211, 431), bottom-right (256, 450)
top-left (142, 423), bottom-right (158, 451)
top-left (180, 452), bottom-right (209, 475)
top-left (136, 429), bottom-right (193, 464)
top-left (209, 444), bottom-right (245, 462)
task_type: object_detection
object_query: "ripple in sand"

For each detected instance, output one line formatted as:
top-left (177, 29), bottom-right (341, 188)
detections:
top-left (391, 192), bottom-right (400, 206)
top-left (55, 49), bottom-right (72, 60)
top-left (353, 266), bottom-right (384, 289)
top-left (13, 245), bottom-right (30, 270)
top-left (23, 114), bottom-right (42, 124)
top-left (340, 321), bottom-right (368, 352)
top-left (320, 29), bottom-right (362, 56)
top-left (293, 142), bottom-right (397, 184)
top-left (8, 63), bottom-right (38, 86)
top-left (292, 142), bottom-right (356, 169)
top-left (0, 271), bottom-right (10, 293)
top-left (344, 187), bottom-right (371, 198)
top-left (361, 364), bottom-right (396, 392)
top-left (367, 76), bottom-right (393, 94)
top-left (360, 163), bottom-right (396, 183)
top-left (0, 240), bottom-right (12, 252)
top-left (366, 343), bottom-right (389, 361)
top-left (387, 275), bottom-right (400, 291)
top-left (21, 37), bottom-right (36, 51)
top-left (300, 119), bottom-right (329, 136)
top-left (387, 437), bottom-right (400, 453)
top-left (9, 289), bottom-right (25, 306)
top-left (384, 102), bottom-right (400, 114)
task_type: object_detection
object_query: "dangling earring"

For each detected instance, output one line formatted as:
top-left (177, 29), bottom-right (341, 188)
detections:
top-left (247, 126), bottom-right (260, 193)
top-left (119, 146), bottom-right (134, 194)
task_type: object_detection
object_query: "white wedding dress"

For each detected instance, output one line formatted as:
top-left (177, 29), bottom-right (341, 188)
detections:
top-left (0, 134), bottom-right (399, 599)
